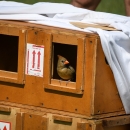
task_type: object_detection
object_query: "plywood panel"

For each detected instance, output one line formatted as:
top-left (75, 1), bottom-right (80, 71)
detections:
top-left (94, 39), bottom-right (123, 115)
top-left (23, 113), bottom-right (48, 130)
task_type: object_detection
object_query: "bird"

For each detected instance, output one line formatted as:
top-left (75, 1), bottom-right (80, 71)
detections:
top-left (57, 55), bottom-right (76, 81)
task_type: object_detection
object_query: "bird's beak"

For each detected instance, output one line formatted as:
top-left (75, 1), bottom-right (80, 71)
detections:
top-left (64, 60), bottom-right (69, 64)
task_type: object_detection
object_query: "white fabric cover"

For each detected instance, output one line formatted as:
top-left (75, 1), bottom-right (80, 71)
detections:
top-left (0, 1), bottom-right (130, 113)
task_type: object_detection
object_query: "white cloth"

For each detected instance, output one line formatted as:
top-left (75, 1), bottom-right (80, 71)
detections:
top-left (0, 1), bottom-right (130, 113)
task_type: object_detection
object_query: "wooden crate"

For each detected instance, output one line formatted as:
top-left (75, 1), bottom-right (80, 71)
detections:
top-left (0, 20), bottom-right (125, 119)
top-left (0, 105), bottom-right (129, 130)
top-left (77, 115), bottom-right (130, 130)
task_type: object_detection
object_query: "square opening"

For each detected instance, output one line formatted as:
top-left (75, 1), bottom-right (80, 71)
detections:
top-left (52, 42), bottom-right (77, 82)
top-left (43, 33), bottom-right (84, 94)
top-left (0, 34), bottom-right (18, 72)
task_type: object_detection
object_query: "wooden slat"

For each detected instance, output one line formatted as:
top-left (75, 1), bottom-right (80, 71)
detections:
top-left (8, 27), bottom-right (19, 36)
top-left (0, 106), bottom-right (11, 112)
top-left (53, 33), bottom-right (78, 45)
top-left (44, 84), bottom-right (83, 94)
top-left (43, 32), bottom-right (52, 84)
top-left (51, 79), bottom-right (76, 88)
top-left (103, 115), bottom-right (130, 127)
top-left (53, 115), bottom-right (72, 122)
top-left (84, 37), bottom-right (98, 116)
top-left (0, 26), bottom-right (8, 34)
top-left (76, 37), bottom-right (85, 91)
top-left (70, 22), bottom-right (119, 31)
top-left (17, 29), bottom-right (26, 84)
top-left (16, 113), bottom-right (22, 130)
top-left (0, 70), bottom-right (17, 79)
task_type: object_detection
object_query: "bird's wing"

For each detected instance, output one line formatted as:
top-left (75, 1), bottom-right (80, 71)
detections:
top-left (68, 66), bottom-right (75, 73)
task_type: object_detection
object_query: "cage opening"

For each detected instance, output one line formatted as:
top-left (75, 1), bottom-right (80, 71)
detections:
top-left (52, 42), bottom-right (77, 82)
top-left (0, 34), bottom-right (18, 72)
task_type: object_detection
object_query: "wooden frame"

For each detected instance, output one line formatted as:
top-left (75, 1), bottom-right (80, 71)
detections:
top-left (0, 21), bottom-right (126, 119)
top-left (44, 33), bottom-right (85, 94)
top-left (0, 27), bottom-right (26, 84)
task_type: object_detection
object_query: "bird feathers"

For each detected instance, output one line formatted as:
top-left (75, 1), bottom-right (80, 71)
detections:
top-left (57, 55), bottom-right (75, 81)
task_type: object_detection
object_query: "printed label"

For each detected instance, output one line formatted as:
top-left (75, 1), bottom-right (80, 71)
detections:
top-left (0, 121), bottom-right (11, 130)
top-left (26, 43), bottom-right (44, 77)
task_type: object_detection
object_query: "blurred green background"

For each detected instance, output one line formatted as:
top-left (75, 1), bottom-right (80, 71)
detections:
top-left (6, 0), bottom-right (126, 16)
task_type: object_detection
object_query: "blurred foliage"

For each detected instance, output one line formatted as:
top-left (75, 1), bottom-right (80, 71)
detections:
top-left (9, 0), bottom-right (70, 4)
top-left (6, 0), bottom-right (126, 16)
top-left (96, 0), bottom-right (126, 16)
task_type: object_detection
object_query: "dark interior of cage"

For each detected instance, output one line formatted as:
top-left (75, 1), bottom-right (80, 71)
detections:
top-left (0, 34), bottom-right (18, 72)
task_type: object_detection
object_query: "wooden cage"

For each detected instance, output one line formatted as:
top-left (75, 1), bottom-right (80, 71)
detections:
top-left (0, 20), bottom-right (127, 125)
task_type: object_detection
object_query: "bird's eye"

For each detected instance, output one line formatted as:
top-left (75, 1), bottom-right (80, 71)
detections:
top-left (61, 60), bottom-right (64, 63)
